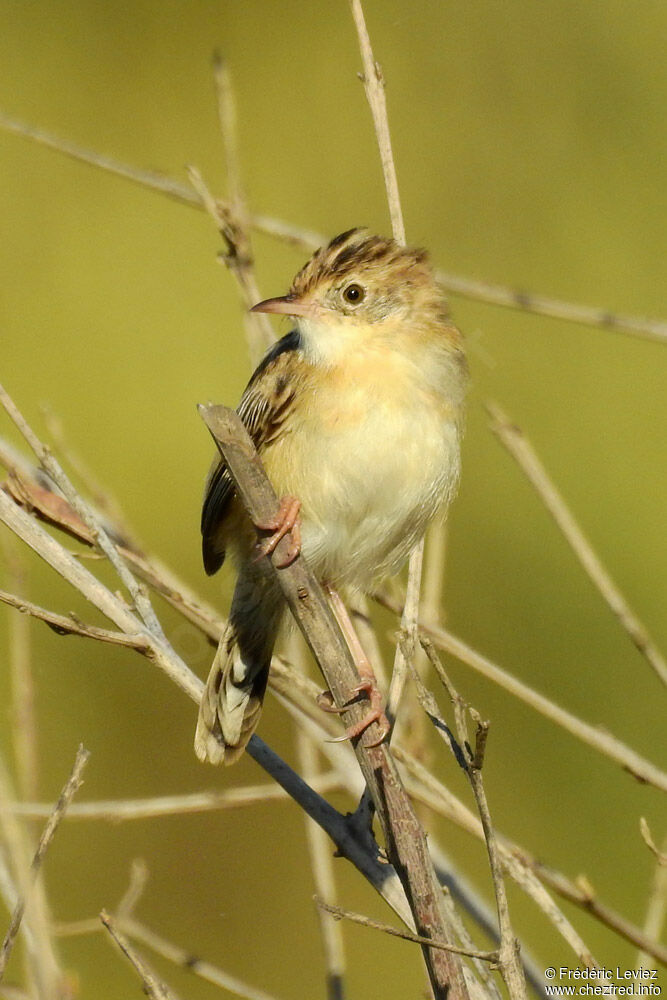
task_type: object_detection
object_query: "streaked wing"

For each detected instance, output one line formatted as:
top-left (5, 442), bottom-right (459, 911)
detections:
top-left (201, 330), bottom-right (301, 575)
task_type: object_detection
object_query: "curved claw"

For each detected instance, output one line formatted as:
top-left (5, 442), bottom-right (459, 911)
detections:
top-left (253, 496), bottom-right (301, 568)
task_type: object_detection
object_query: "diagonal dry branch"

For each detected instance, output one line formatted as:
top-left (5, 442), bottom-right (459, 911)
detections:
top-left (487, 401), bottom-right (667, 688)
top-left (409, 637), bottom-right (527, 1000)
top-left (198, 403), bottom-right (470, 1000)
top-left (374, 589), bottom-right (667, 793)
top-left (0, 746), bottom-right (89, 983)
top-left (3, 110), bottom-right (667, 344)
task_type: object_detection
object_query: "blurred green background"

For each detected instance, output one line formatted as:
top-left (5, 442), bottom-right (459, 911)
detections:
top-left (1, 1), bottom-right (666, 997)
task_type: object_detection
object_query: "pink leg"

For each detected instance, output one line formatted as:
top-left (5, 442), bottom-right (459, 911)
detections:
top-left (254, 496), bottom-right (302, 568)
top-left (321, 585), bottom-right (390, 748)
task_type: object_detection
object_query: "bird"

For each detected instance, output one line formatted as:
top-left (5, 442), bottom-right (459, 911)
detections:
top-left (194, 228), bottom-right (468, 765)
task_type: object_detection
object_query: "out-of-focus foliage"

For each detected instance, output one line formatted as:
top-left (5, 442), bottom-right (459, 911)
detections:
top-left (0, 2), bottom-right (665, 997)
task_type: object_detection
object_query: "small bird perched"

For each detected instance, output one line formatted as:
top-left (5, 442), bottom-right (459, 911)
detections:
top-left (195, 228), bottom-right (468, 765)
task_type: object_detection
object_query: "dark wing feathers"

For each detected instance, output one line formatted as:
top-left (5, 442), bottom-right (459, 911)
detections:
top-left (201, 330), bottom-right (301, 575)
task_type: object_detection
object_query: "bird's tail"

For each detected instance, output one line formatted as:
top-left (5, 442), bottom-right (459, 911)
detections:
top-left (194, 565), bottom-right (284, 765)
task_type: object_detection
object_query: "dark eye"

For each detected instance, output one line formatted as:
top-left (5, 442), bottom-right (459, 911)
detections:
top-left (342, 283), bottom-right (365, 304)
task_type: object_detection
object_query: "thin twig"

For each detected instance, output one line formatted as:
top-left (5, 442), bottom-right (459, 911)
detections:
top-left (0, 746), bottom-right (89, 981)
top-left (348, 0), bottom-right (430, 817)
top-left (487, 401), bottom-right (667, 688)
top-left (396, 749), bottom-right (666, 967)
top-left (0, 776), bottom-right (341, 823)
top-left (296, 721), bottom-right (347, 1000)
top-left (0, 589), bottom-right (151, 652)
top-left (414, 638), bottom-right (527, 1000)
top-left (100, 910), bottom-right (181, 1000)
top-left (0, 542), bottom-right (38, 802)
top-left (314, 897), bottom-right (498, 961)
top-left (374, 589), bottom-right (667, 793)
top-left (0, 383), bottom-right (165, 641)
top-left (212, 54), bottom-right (275, 360)
top-left (348, 0), bottom-right (405, 243)
top-left (0, 755), bottom-right (63, 997)
top-left (188, 165), bottom-right (273, 362)
top-left (2, 109), bottom-right (667, 343)
top-left (635, 832), bottom-right (667, 971)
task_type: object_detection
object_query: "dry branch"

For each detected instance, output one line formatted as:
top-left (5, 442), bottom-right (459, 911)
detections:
top-left (315, 898), bottom-right (497, 961)
top-left (100, 911), bottom-right (181, 1000)
top-left (199, 403), bottom-right (470, 1000)
top-left (3, 110), bottom-right (667, 343)
top-left (0, 746), bottom-right (89, 982)
top-left (374, 590), bottom-right (667, 793)
top-left (487, 401), bottom-right (667, 688)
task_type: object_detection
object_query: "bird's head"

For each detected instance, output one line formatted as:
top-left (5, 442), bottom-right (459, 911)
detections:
top-left (251, 229), bottom-right (458, 364)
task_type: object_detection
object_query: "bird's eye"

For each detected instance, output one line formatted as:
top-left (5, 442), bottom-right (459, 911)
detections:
top-left (342, 283), bottom-right (365, 304)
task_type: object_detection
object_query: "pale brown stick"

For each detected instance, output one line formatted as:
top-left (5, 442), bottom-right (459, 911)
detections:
top-left (0, 383), bottom-right (165, 641)
top-left (348, 0), bottom-right (406, 243)
top-left (296, 726), bottom-right (347, 1000)
top-left (0, 746), bottom-right (89, 981)
top-left (634, 832), bottom-right (667, 971)
top-left (100, 911), bottom-right (181, 1000)
top-left (314, 897), bottom-right (497, 961)
top-left (1, 543), bottom-right (38, 802)
top-left (2, 110), bottom-right (667, 343)
top-left (374, 590), bottom-right (667, 793)
top-left (199, 404), bottom-right (470, 1000)
top-left (487, 401), bottom-right (667, 688)
top-left (413, 638), bottom-right (527, 1000)
top-left (1, 775), bottom-right (341, 822)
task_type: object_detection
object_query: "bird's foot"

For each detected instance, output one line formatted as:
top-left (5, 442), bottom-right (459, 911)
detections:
top-left (318, 676), bottom-right (390, 748)
top-left (253, 496), bottom-right (301, 568)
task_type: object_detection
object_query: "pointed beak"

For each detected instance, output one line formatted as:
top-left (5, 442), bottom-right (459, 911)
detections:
top-left (250, 294), bottom-right (313, 318)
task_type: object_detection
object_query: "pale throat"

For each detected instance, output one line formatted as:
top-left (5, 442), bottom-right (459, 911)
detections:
top-left (295, 312), bottom-right (409, 368)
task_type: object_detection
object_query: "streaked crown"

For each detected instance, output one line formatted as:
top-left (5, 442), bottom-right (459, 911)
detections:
top-left (289, 228), bottom-right (451, 328)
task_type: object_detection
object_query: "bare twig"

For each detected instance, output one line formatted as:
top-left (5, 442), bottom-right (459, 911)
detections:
top-left (1, 776), bottom-right (341, 823)
top-left (0, 746), bottom-right (89, 981)
top-left (635, 831), bottom-right (667, 971)
top-left (314, 897), bottom-right (497, 961)
top-left (374, 589), bottom-right (667, 793)
top-left (348, 0), bottom-right (428, 790)
top-left (0, 383), bottom-right (165, 641)
top-left (487, 401), bottom-right (667, 688)
top-left (100, 910), bottom-right (181, 1000)
top-left (0, 588), bottom-right (151, 652)
top-left (188, 165), bottom-right (273, 362)
top-left (296, 726), bottom-right (347, 1000)
top-left (639, 819), bottom-right (667, 866)
top-left (1, 542), bottom-right (38, 802)
top-left (0, 755), bottom-right (64, 998)
top-left (199, 404), bottom-right (470, 1000)
top-left (397, 749), bottom-right (666, 967)
top-left (414, 638), bottom-right (527, 1000)
top-left (349, 0), bottom-right (405, 242)
top-left (2, 110), bottom-right (667, 343)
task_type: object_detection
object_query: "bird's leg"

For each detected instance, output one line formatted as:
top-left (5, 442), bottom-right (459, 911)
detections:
top-left (253, 496), bottom-right (301, 568)
top-left (318, 585), bottom-right (390, 748)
